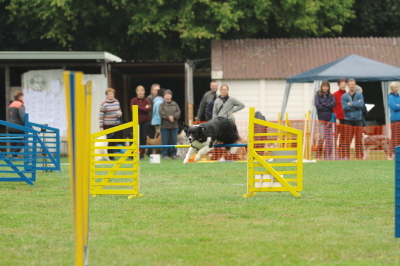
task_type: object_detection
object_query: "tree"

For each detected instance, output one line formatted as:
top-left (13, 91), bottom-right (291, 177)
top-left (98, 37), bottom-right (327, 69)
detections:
top-left (0, 0), bottom-right (355, 61)
top-left (342, 0), bottom-right (400, 37)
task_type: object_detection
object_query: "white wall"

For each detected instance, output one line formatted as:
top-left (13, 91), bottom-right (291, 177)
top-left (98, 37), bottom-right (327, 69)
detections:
top-left (216, 79), bottom-right (317, 121)
top-left (21, 70), bottom-right (107, 136)
top-left (84, 74), bottom-right (108, 133)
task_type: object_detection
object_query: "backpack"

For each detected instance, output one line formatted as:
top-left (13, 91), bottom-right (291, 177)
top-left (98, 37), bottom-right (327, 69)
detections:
top-left (205, 97), bottom-right (216, 119)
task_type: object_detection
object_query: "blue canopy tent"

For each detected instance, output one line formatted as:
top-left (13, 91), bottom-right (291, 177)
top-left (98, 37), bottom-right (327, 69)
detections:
top-left (281, 54), bottom-right (400, 138)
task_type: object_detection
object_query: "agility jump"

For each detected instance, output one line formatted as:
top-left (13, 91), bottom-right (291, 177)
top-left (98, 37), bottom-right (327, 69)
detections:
top-left (90, 106), bottom-right (303, 199)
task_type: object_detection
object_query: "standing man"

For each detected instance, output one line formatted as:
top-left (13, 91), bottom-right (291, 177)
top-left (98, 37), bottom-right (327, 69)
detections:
top-left (8, 91), bottom-right (25, 158)
top-left (333, 78), bottom-right (347, 159)
top-left (195, 81), bottom-right (218, 121)
top-left (131, 85), bottom-right (151, 159)
top-left (341, 79), bottom-right (364, 160)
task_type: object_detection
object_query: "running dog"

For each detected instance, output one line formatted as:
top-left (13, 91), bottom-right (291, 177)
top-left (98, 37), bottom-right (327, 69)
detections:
top-left (362, 134), bottom-right (391, 160)
top-left (183, 117), bottom-right (241, 164)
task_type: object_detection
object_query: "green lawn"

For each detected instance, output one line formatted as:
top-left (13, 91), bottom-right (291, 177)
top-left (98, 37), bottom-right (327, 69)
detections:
top-left (0, 159), bottom-right (399, 265)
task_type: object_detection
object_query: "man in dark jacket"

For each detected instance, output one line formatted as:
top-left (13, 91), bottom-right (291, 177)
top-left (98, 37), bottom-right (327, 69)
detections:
top-left (159, 90), bottom-right (181, 159)
top-left (8, 91), bottom-right (25, 157)
top-left (195, 81), bottom-right (218, 121)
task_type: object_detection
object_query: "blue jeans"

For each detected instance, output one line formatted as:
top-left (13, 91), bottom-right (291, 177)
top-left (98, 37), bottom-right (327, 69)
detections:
top-left (160, 128), bottom-right (178, 157)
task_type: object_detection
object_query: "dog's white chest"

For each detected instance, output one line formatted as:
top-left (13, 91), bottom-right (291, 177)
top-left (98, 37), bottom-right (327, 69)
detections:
top-left (191, 138), bottom-right (212, 149)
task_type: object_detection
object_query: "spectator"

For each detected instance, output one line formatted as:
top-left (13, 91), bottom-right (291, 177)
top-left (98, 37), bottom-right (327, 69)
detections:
top-left (195, 81), bottom-right (218, 121)
top-left (99, 88), bottom-right (122, 159)
top-left (333, 78), bottom-right (347, 159)
top-left (159, 89), bottom-right (181, 159)
top-left (7, 91), bottom-right (25, 158)
top-left (314, 80), bottom-right (336, 160)
top-left (151, 88), bottom-right (165, 133)
top-left (147, 83), bottom-right (160, 138)
top-left (212, 84), bottom-right (245, 121)
top-left (147, 83), bottom-right (160, 114)
top-left (388, 81), bottom-right (400, 157)
top-left (131, 85), bottom-right (152, 159)
top-left (355, 85), bottom-right (368, 127)
top-left (341, 79), bottom-right (364, 160)
top-left (204, 89), bottom-right (220, 121)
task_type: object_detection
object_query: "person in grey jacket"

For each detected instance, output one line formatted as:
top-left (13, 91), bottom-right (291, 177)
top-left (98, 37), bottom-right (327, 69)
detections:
top-left (212, 84), bottom-right (245, 121)
top-left (195, 81), bottom-right (218, 121)
top-left (159, 89), bottom-right (181, 159)
top-left (341, 78), bottom-right (364, 160)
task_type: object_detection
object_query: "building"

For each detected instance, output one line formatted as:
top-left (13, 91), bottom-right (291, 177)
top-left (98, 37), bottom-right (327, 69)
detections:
top-left (211, 38), bottom-right (400, 122)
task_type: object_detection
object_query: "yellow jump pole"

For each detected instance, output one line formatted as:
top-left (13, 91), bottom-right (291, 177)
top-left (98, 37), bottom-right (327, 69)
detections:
top-left (64, 71), bottom-right (90, 266)
top-left (244, 107), bottom-right (256, 198)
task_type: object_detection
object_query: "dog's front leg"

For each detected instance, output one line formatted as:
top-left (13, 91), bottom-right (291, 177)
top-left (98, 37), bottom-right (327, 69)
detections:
top-left (194, 146), bottom-right (213, 162)
top-left (183, 147), bottom-right (197, 164)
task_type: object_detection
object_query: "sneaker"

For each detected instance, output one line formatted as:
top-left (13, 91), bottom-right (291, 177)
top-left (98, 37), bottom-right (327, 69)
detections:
top-left (171, 155), bottom-right (179, 160)
top-left (162, 156), bottom-right (169, 159)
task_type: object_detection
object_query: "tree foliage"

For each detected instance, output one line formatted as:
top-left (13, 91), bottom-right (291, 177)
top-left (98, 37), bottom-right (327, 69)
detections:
top-left (342, 0), bottom-right (400, 37)
top-left (0, 0), bottom-right (357, 60)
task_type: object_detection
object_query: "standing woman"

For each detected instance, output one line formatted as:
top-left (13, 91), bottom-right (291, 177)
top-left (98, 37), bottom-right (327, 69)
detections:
top-left (212, 84), bottom-right (245, 121)
top-left (389, 82), bottom-right (400, 158)
top-left (99, 88), bottom-right (122, 159)
top-left (314, 80), bottom-right (336, 160)
top-left (159, 89), bottom-right (181, 159)
top-left (8, 91), bottom-right (25, 158)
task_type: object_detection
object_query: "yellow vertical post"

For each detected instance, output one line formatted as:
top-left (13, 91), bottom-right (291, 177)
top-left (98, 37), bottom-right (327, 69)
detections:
top-left (83, 80), bottom-right (92, 262)
top-left (64, 71), bottom-right (89, 266)
top-left (128, 105), bottom-right (142, 199)
top-left (285, 113), bottom-right (290, 148)
top-left (296, 119), bottom-right (303, 192)
top-left (304, 111), bottom-right (311, 160)
top-left (277, 113), bottom-right (283, 148)
top-left (244, 107), bottom-right (256, 198)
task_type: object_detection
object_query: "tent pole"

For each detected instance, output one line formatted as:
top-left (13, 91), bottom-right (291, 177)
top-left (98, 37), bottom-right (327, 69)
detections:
top-left (280, 83), bottom-right (292, 121)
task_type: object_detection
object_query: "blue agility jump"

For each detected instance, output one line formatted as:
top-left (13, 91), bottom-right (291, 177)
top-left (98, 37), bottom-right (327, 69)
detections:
top-left (139, 143), bottom-right (247, 149)
top-left (0, 113), bottom-right (61, 185)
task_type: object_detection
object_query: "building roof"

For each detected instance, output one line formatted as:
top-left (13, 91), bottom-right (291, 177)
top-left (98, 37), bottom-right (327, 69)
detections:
top-left (0, 51), bottom-right (122, 62)
top-left (211, 38), bottom-right (400, 80)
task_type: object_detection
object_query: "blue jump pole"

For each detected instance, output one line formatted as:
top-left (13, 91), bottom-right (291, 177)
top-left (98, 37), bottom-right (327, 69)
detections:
top-left (395, 146), bottom-right (400, 238)
top-left (139, 143), bottom-right (247, 149)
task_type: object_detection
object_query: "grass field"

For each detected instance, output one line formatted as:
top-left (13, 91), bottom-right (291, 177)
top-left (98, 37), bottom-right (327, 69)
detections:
top-left (0, 158), bottom-right (399, 265)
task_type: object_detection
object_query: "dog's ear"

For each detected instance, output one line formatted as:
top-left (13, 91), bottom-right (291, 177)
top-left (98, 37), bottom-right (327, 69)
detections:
top-left (183, 122), bottom-right (189, 132)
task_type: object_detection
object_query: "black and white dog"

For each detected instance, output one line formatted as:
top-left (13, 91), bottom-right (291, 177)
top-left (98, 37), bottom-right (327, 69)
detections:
top-left (183, 117), bottom-right (241, 164)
